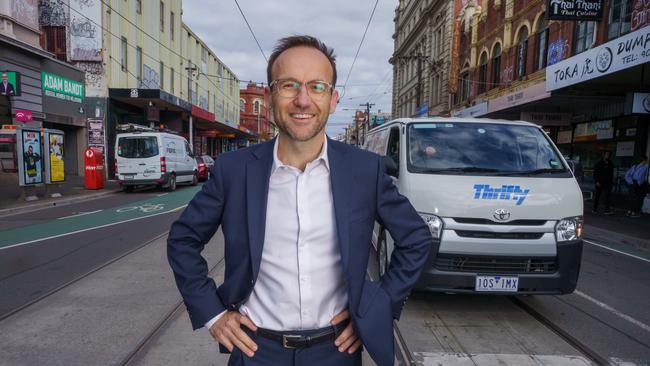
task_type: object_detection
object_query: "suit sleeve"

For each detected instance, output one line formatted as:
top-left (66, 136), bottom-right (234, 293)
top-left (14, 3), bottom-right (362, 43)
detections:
top-left (167, 157), bottom-right (227, 330)
top-left (375, 155), bottom-right (433, 320)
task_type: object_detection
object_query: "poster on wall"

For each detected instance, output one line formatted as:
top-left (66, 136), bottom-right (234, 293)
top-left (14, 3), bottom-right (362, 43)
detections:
top-left (631, 0), bottom-right (650, 31)
top-left (1, 71), bottom-right (21, 96)
top-left (547, 0), bottom-right (603, 20)
top-left (573, 120), bottom-right (613, 142)
top-left (17, 128), bottom-right (43, 186)
top-left (48, 132), bottom-right (65, 183)
top-left (616, 141), bottom-right (635, 157)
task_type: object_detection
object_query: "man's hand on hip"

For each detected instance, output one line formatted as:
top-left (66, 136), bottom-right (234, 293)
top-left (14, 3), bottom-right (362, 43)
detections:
top-left (209, 311), bottom-right (258, 357)
top-left (331, 308), bottom-right (363, 354)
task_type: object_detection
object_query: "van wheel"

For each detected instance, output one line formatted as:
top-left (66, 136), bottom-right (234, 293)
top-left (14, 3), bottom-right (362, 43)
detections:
top-left (191, 172), bottom-right (198, 186)
top-left (167, 174), bottom-right (177, 191)
top-left (377, 229), bottom-right (388, 277)
top-left (123, 186), bottom-right (134, 193)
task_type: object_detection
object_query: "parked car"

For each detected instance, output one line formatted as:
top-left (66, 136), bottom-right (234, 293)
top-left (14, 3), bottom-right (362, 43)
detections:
top-left (195, 155), bottom-right (214, 181)
top-left (115, 129), bottom-right (198, 192)
top-left (364, 117), bottom-right (583, 295)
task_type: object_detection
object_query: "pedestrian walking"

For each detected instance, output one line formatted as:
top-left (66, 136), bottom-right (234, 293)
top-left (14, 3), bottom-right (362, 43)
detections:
top-left (167, 35), bottom-right (432, 366)
top-left (625, 156), bottom-right (649, 218)
top-left (592, 151), bottom-right (614, 215)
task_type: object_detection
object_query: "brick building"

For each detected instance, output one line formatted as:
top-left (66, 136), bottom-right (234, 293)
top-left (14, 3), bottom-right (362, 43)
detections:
top-left (450, 0), bottom-right (649, 190)
top-left (239, 82), bottom-right (274, 140)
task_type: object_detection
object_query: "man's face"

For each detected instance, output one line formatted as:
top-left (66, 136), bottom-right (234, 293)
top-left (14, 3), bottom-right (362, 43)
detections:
top-left (2, 74), bottom-right (7, 83)
top-left (27, 146), bottom-right (33, 154)
top-left (270, 46), bottom-right (338, 142)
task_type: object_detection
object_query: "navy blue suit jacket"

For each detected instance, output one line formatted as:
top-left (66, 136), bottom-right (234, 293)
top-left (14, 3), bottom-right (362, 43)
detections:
top-left (168, 137), bottom-right (432, 366)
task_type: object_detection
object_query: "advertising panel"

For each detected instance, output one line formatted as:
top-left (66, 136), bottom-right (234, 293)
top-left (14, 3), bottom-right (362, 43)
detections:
top-left (42, 71), bottom-right (84, 103)
top-left (1, 71), bottom-right (21, 96)
top-left (547, 0), bottom-right (603, 20)
top-left (546, 27), bottom-right (650, 91)
top-left (488, 83), bottom-right (550, 113)
top-left (573, 120), bottom-right (614, 142)
top-left (48, 132), bottom-right (65, 182)
top-left (631, 0), bottom-right (650, 31)
top-left (18, 128), bottom-right (43, 185)
top-left (87, 118), bottom-right (105, 154)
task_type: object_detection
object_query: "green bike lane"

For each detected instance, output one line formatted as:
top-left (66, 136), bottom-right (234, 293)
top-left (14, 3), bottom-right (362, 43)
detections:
top-left (0, 186), bottom-right (201, 250)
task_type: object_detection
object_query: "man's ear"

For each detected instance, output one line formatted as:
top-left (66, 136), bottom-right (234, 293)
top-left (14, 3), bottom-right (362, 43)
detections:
top-left (329, 89), bottom-right (339, 114)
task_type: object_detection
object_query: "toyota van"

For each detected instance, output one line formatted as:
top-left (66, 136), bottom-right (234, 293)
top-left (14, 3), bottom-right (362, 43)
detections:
top-left (364, 118), bottom-right (583, 294)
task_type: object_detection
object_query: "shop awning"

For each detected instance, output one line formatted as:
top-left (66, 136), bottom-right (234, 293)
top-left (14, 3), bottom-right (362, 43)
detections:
top-left (109, 88), bottom-right (191, 112)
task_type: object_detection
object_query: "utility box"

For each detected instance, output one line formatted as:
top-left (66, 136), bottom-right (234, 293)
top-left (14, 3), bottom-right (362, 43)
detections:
top-left (84, 148), bottom-right (104, 190)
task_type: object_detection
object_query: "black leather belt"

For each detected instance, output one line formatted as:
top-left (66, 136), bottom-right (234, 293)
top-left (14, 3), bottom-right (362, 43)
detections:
top-left (254, 320), bottom-right (349, 349)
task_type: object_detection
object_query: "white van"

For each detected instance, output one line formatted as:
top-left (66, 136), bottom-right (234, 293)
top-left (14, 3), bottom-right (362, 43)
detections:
top-left (364, 118), bottom-right (583, 294)
top-left (115, 130), bottom-right (198, 192)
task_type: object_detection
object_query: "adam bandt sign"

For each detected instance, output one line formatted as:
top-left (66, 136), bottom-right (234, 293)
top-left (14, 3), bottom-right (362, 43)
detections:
top-left (41, 71), bottom-right (84, 103)
top-left (546, 27), bottom-right (650, 91)
top-left (547, 0), bottom-right (603, 20)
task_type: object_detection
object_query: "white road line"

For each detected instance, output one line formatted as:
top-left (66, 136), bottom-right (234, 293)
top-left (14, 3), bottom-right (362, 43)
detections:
top-left (583, 239), bottom-right (650, 263)
top-left (157, 193), bottom-right (168, 197)
top-left (574, 290), bottom-right (650, 333)
top-left (57, 210), bottom-right (102, 220)
top-left (0, 205), bottom-right (187, 251)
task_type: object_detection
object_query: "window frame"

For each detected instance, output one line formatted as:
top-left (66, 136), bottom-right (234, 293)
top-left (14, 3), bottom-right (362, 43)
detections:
top-left (121, 37), bottom-right (128, 72)
top-left (478, 52), bottom-right (488, 94)
top-left (160, 1), bottom-right (165, 32)
top-left (574, 21), bottom-right (596, 54)
top-left (607, 0), bottom-right (632, 40)
top-left (491, 43), bottom-right (501, 89)
top-left (515, 27), bottom-right (529, 79)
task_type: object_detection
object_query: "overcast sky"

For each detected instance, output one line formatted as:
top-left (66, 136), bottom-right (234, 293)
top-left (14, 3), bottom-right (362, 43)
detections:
top-left (182, 0), bottom-right (396, 136)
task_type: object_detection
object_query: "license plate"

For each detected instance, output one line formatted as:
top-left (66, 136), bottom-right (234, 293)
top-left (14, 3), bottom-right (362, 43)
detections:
top-left (475, 275), bottom-right (518, 292)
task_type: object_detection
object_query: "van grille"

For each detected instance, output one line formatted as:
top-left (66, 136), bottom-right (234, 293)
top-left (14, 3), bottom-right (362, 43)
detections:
top-left (454, 231), bottom-right (544, 240)
top-left (453, 218), bottom-right (547, 226)
top-left (434, 255), bottom-right (557, 274)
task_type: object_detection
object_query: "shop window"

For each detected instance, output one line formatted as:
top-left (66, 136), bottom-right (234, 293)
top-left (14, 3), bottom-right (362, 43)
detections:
top-left (574, 21), bottom-right (596, 54)
top-left (491, 43), bottom-right (501, 89)
top-left (136, 47), bottom-right (142, 84)
top-left (159, 61), bottom-right (164, 89)
top-left (607, 0), bottom-right (632, 40)
top-left (170, 67), bottom-right (174, 93)
top-left (515, 26), bottom-right (529, 79)
top-left (135, 0), bottom-right (141, 14)
top-left (534, 16), bottom-right (548, 71)
top-left (478, 52), bottom-right (488, 94)
top-left (41, 26), bottom-right (67, 62)
top-left (170, 11), bottom-right (175, 41)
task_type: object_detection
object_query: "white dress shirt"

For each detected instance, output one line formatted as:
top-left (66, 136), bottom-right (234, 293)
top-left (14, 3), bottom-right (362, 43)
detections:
top-left (206, 136), bottom-right (348, 331)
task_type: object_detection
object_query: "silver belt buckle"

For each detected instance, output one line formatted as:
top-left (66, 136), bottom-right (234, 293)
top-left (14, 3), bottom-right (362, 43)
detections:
top-left (282, 334), bottom-right (302, 349)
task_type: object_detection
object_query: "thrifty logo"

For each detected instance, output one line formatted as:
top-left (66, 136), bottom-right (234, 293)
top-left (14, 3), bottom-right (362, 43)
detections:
top-left (473, 184), bottom-right (530, 205)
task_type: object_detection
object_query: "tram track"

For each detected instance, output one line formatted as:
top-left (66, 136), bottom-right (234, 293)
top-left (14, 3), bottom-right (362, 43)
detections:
top-left (119, 256), bottom-right (226, 366)
top-left (0, 231), bottom-right (170, 322)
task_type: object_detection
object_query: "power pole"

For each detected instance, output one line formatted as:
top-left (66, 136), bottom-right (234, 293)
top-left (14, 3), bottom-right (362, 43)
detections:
top-left (358, 102), bottom-right (375, 146)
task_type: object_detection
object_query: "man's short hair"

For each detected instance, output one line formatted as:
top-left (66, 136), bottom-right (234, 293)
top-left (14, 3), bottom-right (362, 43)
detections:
top-left (267, 35), bottom-right (337, 87)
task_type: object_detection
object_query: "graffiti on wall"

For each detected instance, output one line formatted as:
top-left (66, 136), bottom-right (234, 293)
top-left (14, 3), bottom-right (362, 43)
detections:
top-left (70, 0), bottom-right (101, 61)
top-left (547, 38), bottom-right (569, 66)
top-left (142, 64), bottom-right (160, 89)
top-left (77, 62), bottom-right (104, 90)
top-left (13, 0), bottom-right (39, 30)
top-left (39, 0), bottom-right (68, 27)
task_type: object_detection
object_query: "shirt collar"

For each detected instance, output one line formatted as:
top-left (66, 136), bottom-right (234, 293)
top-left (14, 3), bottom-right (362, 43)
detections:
top-left (272, 135), bottom-right (330, 174)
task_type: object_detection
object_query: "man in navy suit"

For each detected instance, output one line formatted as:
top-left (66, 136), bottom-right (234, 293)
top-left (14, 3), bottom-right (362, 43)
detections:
top-left (168, 35), bottom-right (432, 366)
top-left (0, 73), bottom-right (15, 96)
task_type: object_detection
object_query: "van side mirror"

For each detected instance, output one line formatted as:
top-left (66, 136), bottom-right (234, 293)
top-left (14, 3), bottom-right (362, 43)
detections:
top-left (384, 155), bottom-right (399, 177)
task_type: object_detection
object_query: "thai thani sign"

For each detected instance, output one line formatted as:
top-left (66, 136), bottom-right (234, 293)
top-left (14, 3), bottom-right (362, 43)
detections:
top-left (631, 0), bottom-right (650, 31)
top-left (546, 27), bottom-right (650, 91)
top-left (42, 71), bottom-right (84, 103)
top-left (547, 0), bottom-right (603, 20)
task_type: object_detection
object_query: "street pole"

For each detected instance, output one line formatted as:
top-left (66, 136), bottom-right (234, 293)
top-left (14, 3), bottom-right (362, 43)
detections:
top-left (416, 53), bottom-right (422, 115)
top-left (257, 110), bottom-right (261, 143)
top-left (185, 62), bottom-right (196, 148)
top-left (358, 102), bottom-right (375, 146)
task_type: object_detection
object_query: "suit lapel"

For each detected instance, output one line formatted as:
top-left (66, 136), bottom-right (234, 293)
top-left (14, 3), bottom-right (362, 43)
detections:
top-left (247, 139), bottom-right (274, 279)
top-left (328, 138), bottom-right (351, 274)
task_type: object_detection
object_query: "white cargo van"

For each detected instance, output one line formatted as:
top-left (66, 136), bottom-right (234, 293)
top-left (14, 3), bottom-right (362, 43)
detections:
top-left (365, 118), bottom-right (583, 294)
top-left (115, 130), bottom-right (198, 192)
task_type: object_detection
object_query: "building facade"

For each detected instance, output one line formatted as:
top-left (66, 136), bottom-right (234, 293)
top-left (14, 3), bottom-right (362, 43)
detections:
top-left (391, 0), bottom-right (454, 118)
top-left (37, 0), bottom-right (250, 177)
top-left (449, 0), bottom-right (649, 191)
top-left (239, 82), bottom-right (274, 140)
top-left (1, 0), bottom-right (86, 176)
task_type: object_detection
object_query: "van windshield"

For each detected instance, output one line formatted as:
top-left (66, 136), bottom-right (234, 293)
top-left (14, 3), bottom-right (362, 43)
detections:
top-left (117, 136), bottom-right (159, 158)
top-left (407, 122), bottom-right (569, 176)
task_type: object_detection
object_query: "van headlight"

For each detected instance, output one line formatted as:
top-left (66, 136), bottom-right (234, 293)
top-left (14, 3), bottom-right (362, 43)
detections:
top-left (419, 213), bottom-right (443, 240)
top-left (555, 216), bottom-right (583, 242)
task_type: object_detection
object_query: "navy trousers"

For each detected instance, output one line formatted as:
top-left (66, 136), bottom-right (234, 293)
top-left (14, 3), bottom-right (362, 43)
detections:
top-left (228, 326), bottom-right (362, 366)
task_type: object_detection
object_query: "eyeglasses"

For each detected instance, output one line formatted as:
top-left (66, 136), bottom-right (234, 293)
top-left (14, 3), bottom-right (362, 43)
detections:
top-left (270, 79), bottom-right (333, 100)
